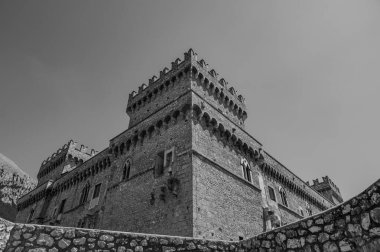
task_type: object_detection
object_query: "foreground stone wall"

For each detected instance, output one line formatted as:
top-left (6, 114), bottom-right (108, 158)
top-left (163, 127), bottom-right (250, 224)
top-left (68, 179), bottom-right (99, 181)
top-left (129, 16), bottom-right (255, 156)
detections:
top-left (244, 179), bottom-right (380, 251)
top-left (2, 179), bottom-right (380, 251)
top-left (3, 223), bottom-right (239, 252)
top-left (0, 218), bottom-right (14, 251)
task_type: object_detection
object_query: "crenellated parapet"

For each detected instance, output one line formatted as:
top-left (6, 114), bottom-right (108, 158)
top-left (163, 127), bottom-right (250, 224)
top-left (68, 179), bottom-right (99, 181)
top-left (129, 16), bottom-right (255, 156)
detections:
top-left (18, 149), bottom-right (111, 211)
top-left (40, 141), bottom-right (70, 167)
top-left (37, 140), bottom-right (97, 181)
top-left (185, 49), bottom-right (246, 107)
top-left (126, 49), bottom-right (247, 127)
top-left (16, 180), bottom-right (53, 211)
top-left (307, 176), bottom-right (343, 203)
top-left (49, 149), bottom-right (110, 198)
top-left (126, 53), bottom-right (191, 116)
top-left (307, 176), bottom-right (340, 193)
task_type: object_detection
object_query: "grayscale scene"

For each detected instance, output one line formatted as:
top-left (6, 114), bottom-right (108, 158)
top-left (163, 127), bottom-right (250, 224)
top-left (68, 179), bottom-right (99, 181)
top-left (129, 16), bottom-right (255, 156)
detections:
top-left (1, 1), bottom-right (380, 251)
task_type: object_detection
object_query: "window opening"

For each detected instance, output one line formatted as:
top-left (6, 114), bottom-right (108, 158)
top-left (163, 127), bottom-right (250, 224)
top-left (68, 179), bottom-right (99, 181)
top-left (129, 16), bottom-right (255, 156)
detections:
top-left (58, 199), bottom-right (66, 214)
top-left (245, 166), bottom-right (252, 182)
top-left (79, 183), bottom-right (90, 205)
top-left (299, 207), bottom-right (304, 217)
top-left (155, 151), bottom-right (165, 177)
top-left (27, 209), bottom-right (35, 222)
top-left (93, 183), bottom-right (101, 199)
top-left (165, 151), bottom-right (173, 167)
top-left (279, 187), bottom-right (288, 207)
top-left (268, 186), bottom-right (276, 202)
top-left (123, 161), bottom-right (131, 180)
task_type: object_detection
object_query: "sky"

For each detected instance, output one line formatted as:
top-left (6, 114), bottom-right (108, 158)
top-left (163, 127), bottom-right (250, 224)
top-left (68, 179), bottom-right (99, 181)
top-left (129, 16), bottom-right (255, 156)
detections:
top-left (0, 0), bottom-right (379, 200)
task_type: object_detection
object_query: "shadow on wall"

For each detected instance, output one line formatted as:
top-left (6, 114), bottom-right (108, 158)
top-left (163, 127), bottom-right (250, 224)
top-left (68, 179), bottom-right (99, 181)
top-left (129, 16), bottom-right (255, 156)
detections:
top-left (1, 179), bottom-right (380, 251)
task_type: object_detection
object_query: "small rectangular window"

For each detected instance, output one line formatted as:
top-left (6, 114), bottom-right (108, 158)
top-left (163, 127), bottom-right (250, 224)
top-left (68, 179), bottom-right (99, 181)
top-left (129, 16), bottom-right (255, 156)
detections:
top-left (93, 183), bottom-right (101, 199)
top-left (58, 199), bottom-right (66, 214)
top-left (155, 151), bottom-right (165, 177)
top-left (165, 151), bottom-right (173, 167)
top-left (268, 186), bottom-right (276, 202)
top-left (164, 147), bottom-right (175, 167)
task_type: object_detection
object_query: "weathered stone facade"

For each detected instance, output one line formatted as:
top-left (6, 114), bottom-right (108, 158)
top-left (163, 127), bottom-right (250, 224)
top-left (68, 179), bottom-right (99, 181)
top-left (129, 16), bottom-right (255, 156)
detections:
top-left (16, 49), bottom-right (343, 241)
top-left (3, 179), bottom-right (380, 251)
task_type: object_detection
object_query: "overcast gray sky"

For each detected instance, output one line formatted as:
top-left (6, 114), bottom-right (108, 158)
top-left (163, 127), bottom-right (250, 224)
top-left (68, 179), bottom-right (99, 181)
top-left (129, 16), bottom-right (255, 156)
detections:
top-left (0, 0), bottom-right (379, 200)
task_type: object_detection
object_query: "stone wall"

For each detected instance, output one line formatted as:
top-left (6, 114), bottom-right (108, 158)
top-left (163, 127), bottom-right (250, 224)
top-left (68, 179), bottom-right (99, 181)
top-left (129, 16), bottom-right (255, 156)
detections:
top-left (0, 217), bottom-right (14, 250)
top-left (3, 179), bottom-right (380, 251)
top-left (243, 178), bottom-right (380, 251)
top-left (3, 223), bottom-right (239, 252)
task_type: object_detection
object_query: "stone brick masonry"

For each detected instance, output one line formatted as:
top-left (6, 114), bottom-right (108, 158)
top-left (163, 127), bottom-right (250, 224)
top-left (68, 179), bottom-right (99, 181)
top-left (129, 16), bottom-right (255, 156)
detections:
top-left (15, 49), bottom-right (345, 242)
top-left (2, 178), bottom-right (380, 251)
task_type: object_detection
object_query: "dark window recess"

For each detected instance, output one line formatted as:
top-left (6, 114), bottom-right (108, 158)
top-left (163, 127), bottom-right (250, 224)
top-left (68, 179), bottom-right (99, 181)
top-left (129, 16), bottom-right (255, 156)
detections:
top-left (93, 184), bottom-right (101, 199)
top-left (79, 183), bottom-right (90, 205)
top-left (27, 209), bottom-right (34, 222)
top-left (123, 161), bottom-right (131, 180)
top-left (245, 167), bottom-right (251, 182)
top-left (165, 151), bottom-right (173, 167)
top-left (155, 151), bottom-right (165, 177)
top-left (268, 186), bottom-right (276, 202)
top-left (307, 208), bottom-right (313, 216)
top-left (280, 190), bottom-right (288, 207)
top-left (58, 199), bottom-right (66, 214)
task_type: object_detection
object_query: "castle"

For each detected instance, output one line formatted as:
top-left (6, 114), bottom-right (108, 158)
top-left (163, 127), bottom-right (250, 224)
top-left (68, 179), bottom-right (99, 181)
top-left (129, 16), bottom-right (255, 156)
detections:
top-left (15, 49), bottom-right (343, 241)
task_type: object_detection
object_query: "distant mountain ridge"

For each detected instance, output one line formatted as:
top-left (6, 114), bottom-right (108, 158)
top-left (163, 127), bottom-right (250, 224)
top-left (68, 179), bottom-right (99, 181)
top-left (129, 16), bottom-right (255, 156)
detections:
top-left (0, 153), bottom-right (36, 221)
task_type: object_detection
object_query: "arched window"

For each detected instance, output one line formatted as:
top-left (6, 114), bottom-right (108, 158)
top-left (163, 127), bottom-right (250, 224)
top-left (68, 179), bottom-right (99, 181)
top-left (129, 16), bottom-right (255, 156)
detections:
top-left (123, 160), bottom-right (131, 180)
top-left (79, 182), bottom-right (90, 205)
top-left (240, 158), bottom-right (252, 183)
top-left (279, 187), bottom-right (288, 207)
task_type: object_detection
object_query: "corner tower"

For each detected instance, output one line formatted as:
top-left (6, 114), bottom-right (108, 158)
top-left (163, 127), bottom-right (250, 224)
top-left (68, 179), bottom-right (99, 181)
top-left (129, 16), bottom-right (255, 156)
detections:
top-left (307, 176), bottom-right (343, 204)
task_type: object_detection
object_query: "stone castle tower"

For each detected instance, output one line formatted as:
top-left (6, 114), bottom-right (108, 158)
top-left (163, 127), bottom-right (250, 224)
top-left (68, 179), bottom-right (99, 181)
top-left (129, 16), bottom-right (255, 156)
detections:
top-left (16, 49), bottom-right (343, 241)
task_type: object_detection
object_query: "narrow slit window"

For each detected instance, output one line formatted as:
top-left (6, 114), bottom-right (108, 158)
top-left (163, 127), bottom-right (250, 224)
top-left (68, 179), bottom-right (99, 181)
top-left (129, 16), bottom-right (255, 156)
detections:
top-left (27, 209), bottom-right (35, 222)
top-left (165, 151), bottom-right (173, 167)
top-left (245, 167), bottom-right (252, 182)
top-left (155, 151), bottom-right (165, 177)
top-left (123, 161), bottom-right (131, 180)
top-left (58, 199), bottom-right (66, 214)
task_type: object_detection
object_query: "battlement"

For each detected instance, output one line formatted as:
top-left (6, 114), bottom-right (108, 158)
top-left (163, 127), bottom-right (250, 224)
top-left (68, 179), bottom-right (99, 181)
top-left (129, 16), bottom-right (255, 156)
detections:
top-left (40, 140), bottom-right (96, 167)
top-left (126, 49), bottom-right (247, 128)
top-left (70, 140), bottom-right (97, 156)
top-left (40, 141), bottom-right (70, 167)
top-left (306, 176), bottom-right (340, 193)
top-left (37, 140), bottom-right (98, 182)
top-left (126, 49), bottom-right (245, 110)
top-left (126, 51), bottom-right (189, 109)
